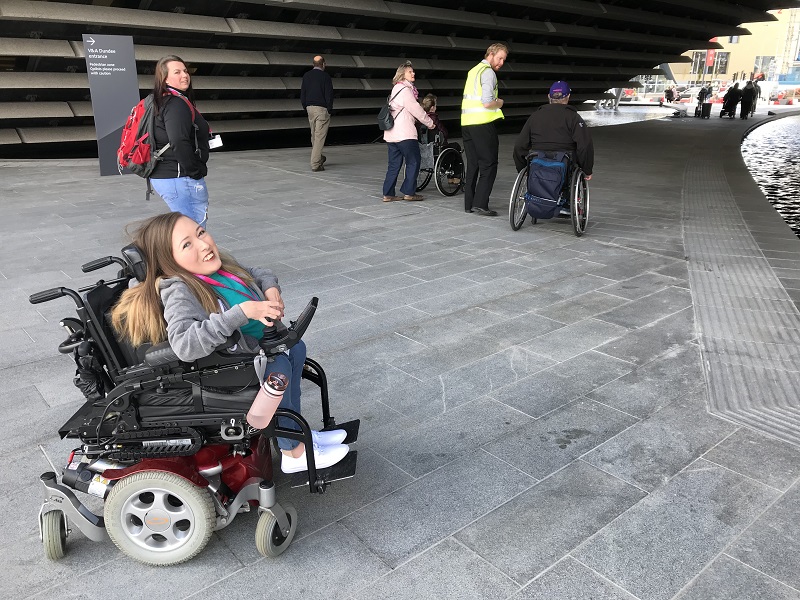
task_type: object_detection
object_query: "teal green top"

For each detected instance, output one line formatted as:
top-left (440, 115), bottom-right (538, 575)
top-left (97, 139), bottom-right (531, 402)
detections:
top-left (208, 272), bottom-right (265, 339)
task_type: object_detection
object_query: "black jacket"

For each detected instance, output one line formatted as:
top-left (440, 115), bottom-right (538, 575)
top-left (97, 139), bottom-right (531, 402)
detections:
top-left (741, 84), bottom-right (757, 104)
top-left (513, 103), bottom-right (594, 175)
top-left (150, 90), bottom-right (210, 180)
top-left (300, 68), bottom-right (334, 112)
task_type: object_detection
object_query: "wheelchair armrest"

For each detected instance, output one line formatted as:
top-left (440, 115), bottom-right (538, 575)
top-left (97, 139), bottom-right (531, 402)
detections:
top-left (143, 342), bottom-right (180, 367)
top-left (143, 332), bottom-right (242, 367)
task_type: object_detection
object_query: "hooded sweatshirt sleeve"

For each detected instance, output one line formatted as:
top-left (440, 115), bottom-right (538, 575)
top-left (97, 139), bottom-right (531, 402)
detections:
top-left (161, 278), bottom-right (249, 362)
top-left (246, 266), bottom-right (280, 293)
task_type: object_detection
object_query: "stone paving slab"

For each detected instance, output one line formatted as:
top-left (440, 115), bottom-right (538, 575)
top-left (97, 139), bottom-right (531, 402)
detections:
top-left (4, 112), bottom-right (800, 599)
top-left (574, 459), bottom-right (780, 600)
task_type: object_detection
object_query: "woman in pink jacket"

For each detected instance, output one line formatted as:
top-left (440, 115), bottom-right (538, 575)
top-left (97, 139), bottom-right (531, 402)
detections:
top-left (382, 61), bottom-right (435, 202)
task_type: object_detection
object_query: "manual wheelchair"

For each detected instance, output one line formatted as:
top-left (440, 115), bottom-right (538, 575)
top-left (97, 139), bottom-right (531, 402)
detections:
top-left (406, 131), bottom-right (466, 197)
top-left (31, 246), bottom-right (359, 566)
top-left (508, 150), bottom-right (590, 237)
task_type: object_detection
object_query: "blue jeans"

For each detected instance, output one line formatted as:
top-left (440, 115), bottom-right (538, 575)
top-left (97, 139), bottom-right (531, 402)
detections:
top-left (269, 340), bottom-right (307, 451)
top-left (150, 177), bottom-right (209, 226)
top-left (383, 139), bottom-right (420, 197)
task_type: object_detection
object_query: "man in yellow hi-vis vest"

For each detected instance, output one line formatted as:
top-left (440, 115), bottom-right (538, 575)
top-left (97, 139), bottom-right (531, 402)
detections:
top-left (461, 43), bottom-right (508, 216)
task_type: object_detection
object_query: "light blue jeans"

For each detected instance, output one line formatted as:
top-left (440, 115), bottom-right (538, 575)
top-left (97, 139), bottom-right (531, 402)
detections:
top-left (270, 340), bottom-right (307, 451)
top-left (150, 176), bottom-right (209, 226)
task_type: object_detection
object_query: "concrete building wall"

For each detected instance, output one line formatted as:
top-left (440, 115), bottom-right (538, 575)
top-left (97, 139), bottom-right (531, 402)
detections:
top-left (0, 0), bottom-right (793, 154)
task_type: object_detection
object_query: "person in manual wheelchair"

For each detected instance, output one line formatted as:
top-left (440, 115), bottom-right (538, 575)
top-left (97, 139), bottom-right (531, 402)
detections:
top-left (111, 211), bottom-right (350, 473)
top-left (510, 81), bottom-right (594, 236)
top-left (409, 94), bottom-right (466, 197)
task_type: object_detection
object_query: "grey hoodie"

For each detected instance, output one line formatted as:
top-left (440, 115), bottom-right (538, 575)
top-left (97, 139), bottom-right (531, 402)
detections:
top-left (159, 266), bottom-right (280, 362)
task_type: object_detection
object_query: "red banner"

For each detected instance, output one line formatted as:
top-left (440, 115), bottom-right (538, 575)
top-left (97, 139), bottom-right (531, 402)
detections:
top-left (706, 49), bottom-right (716, 67)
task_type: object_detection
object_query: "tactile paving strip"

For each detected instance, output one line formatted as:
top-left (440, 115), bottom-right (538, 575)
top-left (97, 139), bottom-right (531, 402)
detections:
top-left (684, 160), bottom-right (800, 446)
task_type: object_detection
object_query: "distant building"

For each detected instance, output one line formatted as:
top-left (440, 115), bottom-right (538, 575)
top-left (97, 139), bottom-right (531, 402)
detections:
top-left (670, 9), bottom-right (800, 89)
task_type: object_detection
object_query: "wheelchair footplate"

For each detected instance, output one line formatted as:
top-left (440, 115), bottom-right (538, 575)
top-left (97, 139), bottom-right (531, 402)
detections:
top-left (289, 419), bottom-right (360, 490)
top-left (289, 451), bottom-right (358, 489)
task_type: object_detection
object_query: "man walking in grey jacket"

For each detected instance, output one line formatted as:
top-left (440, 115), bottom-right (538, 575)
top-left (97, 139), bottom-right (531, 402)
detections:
top-left (300, 55), bottom-right (334, 172)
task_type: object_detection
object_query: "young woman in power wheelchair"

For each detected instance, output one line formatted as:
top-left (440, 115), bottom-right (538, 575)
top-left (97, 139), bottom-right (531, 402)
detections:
top-left (509, 150), bottom-right (590, 237)
top-left (31, 213), bottom-right (359, 566)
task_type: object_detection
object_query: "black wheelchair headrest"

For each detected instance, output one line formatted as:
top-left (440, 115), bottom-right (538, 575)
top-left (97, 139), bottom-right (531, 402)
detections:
top-left (121, 244), bottom-right (147, 283)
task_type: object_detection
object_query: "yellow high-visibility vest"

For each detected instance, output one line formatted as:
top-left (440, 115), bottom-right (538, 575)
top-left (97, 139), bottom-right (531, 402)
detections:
top-left (461, 62), bottom-right (504, 126)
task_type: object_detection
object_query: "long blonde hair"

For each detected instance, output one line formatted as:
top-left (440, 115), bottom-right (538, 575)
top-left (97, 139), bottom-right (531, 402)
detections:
top-left (392, 61), bottom-right (413, 85)
top-left (111, 212), bottom-right (255, 347)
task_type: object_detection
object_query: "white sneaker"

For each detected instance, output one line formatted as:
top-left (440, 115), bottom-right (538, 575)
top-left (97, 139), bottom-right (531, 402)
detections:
top-left (312, 429), bottom-right (347, 445)
top-left (280, 443), bottom-right (349, 474)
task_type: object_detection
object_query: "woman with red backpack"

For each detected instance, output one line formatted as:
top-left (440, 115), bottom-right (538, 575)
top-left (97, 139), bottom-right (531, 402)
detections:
top-left (148, 56), bottom-right (212, 226)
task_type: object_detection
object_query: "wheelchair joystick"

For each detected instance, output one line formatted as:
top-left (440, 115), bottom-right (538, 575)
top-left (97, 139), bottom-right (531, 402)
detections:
top-left (260, 322), bottom-right (280, 342)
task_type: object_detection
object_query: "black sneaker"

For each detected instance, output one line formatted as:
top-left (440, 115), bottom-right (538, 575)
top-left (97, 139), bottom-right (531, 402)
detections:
top-left (471, 207), bottom-right (498, 217)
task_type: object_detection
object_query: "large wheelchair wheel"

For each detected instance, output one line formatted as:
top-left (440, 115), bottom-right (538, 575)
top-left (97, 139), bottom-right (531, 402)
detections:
top-left (105, 470), bottom-right (216, 566)
top-left (434, 147), bottom-right (465, 196)
top-left (41, 510), bottom-right (67, 560)
top-left (402, 164), bottom-right (432, 192)
top-left (509, 166), bottom-right (528, 230)
top-left (569, 169), bottom-right (590, 237)
top-left (255, 502), bottom-right (297, 557)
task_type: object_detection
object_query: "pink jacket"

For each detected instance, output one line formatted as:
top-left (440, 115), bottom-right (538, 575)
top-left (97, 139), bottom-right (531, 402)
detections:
top-left (383, 81), bottom-right (434, 143)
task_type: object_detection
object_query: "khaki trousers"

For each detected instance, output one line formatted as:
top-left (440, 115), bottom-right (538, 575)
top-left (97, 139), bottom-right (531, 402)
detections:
top-left (307, 106), bottom-right (330, 169)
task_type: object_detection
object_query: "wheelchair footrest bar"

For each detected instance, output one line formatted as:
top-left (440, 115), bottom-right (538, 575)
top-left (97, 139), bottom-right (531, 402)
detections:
top-left (289, 451), bottom-right (358, 490)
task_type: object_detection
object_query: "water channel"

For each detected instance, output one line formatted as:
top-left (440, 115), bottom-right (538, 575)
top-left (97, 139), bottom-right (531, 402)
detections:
top-left (741, 115), bottom-right (800, 238)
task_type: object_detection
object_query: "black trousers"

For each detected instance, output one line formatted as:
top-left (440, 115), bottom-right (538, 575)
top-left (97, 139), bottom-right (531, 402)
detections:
top-left (462, 121), bottom-right (499, 212)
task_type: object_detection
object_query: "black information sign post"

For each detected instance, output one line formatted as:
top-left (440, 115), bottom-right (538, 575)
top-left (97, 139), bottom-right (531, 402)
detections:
top-left (82, 34), bottom-right (140, 176)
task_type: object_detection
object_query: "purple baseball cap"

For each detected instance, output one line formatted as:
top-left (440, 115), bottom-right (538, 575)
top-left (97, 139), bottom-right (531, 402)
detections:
top-left (549, 81), bottom-right (571, 98)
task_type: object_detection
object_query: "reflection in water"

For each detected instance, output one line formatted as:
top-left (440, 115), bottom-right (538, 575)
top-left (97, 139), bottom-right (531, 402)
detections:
top-left (581, 104), bottom-right (674, 127)
top-left (742, 116), bottom-right (800, 238)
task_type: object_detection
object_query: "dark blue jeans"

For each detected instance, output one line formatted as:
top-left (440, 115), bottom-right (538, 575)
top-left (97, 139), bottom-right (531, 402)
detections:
top-left (269, 340), bottom-right (307, 451)
top-left (383, 139), bottom-right (420, 197)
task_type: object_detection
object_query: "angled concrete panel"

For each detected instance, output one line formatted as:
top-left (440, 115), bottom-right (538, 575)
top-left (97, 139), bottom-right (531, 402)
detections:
top-left (0, 102), bottom-right (73, 119)
top-left (0, 0), bottom-right (231, 32)
top-left (0, 37), bottom-right (75, 57)
top-left (0, 128), bottom-right (21, 144)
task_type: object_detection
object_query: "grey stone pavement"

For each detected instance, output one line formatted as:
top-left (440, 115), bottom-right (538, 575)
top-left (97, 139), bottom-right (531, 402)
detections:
top-left (4, 108), bottom-right (800, 600)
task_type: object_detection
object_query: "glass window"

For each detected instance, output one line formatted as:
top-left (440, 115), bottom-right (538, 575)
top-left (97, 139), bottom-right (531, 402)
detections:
top-left (728, 36), bottom-right (739, 43)
top-left (690, 51), bottom-right (706, 75)
top-left (755, 55), bottom-right (776, 74)
top-left (716, 52), bottom-right (729, 75)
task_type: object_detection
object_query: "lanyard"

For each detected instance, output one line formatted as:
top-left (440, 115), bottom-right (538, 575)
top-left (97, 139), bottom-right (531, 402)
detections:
top-left (195, 270), bottom-right (259, 302)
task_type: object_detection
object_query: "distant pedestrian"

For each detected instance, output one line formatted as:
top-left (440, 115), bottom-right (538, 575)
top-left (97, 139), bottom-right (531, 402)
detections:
top-left (461, 42), bottom-right (508, 217)
top-left (752, 80), bottom-right (762, 116)
top-left (381, 61), bottom-right (434, 202)
top-left (300, 55), bottom-right (333, 172)
top-left (721, 82), bottom-right (741, 118)
top-left (741, 81), bottom-right (756, 120)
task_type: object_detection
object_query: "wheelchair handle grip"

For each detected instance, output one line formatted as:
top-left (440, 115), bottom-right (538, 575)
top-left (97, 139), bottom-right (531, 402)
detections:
top-left (81, 256), bottom-right (127, 273)
top-left (29, 287), bottom-right (83, 307)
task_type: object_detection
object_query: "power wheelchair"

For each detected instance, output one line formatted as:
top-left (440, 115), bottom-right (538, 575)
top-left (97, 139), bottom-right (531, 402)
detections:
top-left (509, 150), bottom-right (590, 237)
top-left (30, 245), bottom-right (359, 565)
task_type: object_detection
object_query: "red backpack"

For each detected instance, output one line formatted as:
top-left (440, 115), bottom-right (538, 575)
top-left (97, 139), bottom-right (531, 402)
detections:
top-left (117, 92), bottom-right (196, 179)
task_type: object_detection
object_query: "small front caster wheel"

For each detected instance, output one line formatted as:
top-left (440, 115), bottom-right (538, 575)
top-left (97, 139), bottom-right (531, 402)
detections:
top-left (42, 510), bottom-right (67, 560)
top-left (255, 502), bottom-right (297, 557)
